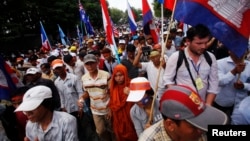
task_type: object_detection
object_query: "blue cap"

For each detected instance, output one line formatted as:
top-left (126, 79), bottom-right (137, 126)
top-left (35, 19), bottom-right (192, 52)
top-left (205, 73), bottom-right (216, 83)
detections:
top-left (231, 96), bottom-right (250, 125)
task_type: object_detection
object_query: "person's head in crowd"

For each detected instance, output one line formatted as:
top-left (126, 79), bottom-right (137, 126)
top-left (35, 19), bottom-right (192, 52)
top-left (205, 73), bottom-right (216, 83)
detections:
top-left (87, 38), bottom-right (94, 48)
top-left (179, 37), bottom-right (188, 50)
top-left (24, 67), bottom-right (42, 84)
top-left (170, 28), bottom-right (177, 39)
top-left (89, 50), bottom-right (102, 61)
top-left (47, 55), bottom-right (57, 64)
top-left (126, 44), bottom-right (136, 60)
top-left (177, 28), bottom-right (183, 37)
top-left (153, 44), bottom-right (162, 53)
top-left (63, 54), bottom-right (75, 67)
top-left (62, 48), bottom-right (70, 56)
top-left (11, 86), bottom-right (30, 109)
top-left (40, 63), bottom-right (51, 75)
top-left (165, 37), bottom-right (173, 49)
top-left (101, 47), bottom-right (113, 61)
top-left (149, 50), bottom-right (161, 66)
top-left (51, 59), bottom-right (66, 77)
top-left (16, 57), bottom-right (24, 67)
top-left (145, 35), bottom-right (153, 45)
top-left (28, 55), bottom-right (38, 67)
top-left (118, 39), bottom-right (126, 51)
top-left (138, 36), bottom-right (146, 46)
top-left (69, 46), bottom-right (77, 53)
top-left (83, 54), bottom-right (98, 73)
top-left (15, 85), bottom-right (55, 122)
top-left (127, 77), bottom-right (154, 108)
top-left (78, 51), bottom-right (87, 62)
top-left (159, 85), bottom-right (227, 140)
top-left (186, 24), bottom-right (211, 55)
top-left (132, 35), bottom-right (139, 45)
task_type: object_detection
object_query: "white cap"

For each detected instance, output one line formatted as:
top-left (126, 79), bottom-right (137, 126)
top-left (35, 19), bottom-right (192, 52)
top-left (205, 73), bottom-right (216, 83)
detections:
top-left (127, 77), bottom-right (151, 102)
top-left (119, 39), bottom-right (126, 44)
top-left (177, 29), bottom-right (183, 32)
top-left (25, 67), bottom-right (41, 75)
top-left (15, 86), bottom-right (52, 112)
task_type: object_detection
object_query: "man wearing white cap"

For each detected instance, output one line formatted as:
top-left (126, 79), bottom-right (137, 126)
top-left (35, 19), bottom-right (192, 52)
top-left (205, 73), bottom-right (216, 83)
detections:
top-left (127, 77), bottom-right (163, 137)
top-left (15, 85), bottom-right (78, 141)
top-left (138, 85), bottom-right (227, 141)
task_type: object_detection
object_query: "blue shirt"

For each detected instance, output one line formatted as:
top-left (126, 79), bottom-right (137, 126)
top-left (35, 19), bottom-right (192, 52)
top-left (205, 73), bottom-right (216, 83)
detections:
top-left (215, 57), bottom-right (250, 108)
top-left (26, 111), bottom-right (78, 141)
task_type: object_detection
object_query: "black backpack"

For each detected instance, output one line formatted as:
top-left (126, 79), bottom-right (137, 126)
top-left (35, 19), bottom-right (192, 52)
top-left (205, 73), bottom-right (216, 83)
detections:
top-left (173, 50), bottom-right (212, 82)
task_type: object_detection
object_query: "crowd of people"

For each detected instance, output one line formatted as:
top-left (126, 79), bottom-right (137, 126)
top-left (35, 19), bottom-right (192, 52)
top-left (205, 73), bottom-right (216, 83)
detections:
top-left (0, 23), bottom-right (250, 141)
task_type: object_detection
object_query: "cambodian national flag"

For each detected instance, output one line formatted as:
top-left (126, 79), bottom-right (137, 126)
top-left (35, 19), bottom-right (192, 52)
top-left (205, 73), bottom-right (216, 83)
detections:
top-left (0, 56), bottom-right (21, 100)
top-left (174, 0), bottom-right (250, 57)
top-left (40, 21), bottom-right (51, 52)
top-left (127, 1), bottom-right (137, 35)
top-left (100, 0), bottom-right (120, 63)
top-left (158, 0), bottom-right (175, 10)
top-left (142, 0), bottom-right (159, 44)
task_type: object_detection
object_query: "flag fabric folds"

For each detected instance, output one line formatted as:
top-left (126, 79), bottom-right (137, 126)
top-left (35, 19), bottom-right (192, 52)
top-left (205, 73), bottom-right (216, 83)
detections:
top-left (100, 0), bottom-right (120, 63)
top-left (158, 0), bottom-right (175, 10)
top-left (174, 0), bottom-right (250, 57)
top-left (127, 1), bottom-right (137, 35)
top-left (79, 1), bottom-right (95, 36)
top-left (0, 56), bottom-right (19, 100)
top-left (142, 0), bottom-right (159, 44)
top-left (40, 21), bottom-right (51, 52)
top-left (76, 25), bottom-right (83, 48)
top-left (58, 24), bottom-right (67, 46)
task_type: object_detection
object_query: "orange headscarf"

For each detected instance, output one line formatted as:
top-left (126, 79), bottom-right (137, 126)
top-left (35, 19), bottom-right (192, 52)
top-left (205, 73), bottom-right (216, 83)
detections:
top-left (109, 64), bottom-right (130, 111)
top-left (109, 64), bottom-right (138, 141)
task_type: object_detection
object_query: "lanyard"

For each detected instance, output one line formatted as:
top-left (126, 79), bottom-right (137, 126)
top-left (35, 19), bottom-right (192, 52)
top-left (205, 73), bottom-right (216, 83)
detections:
top-left (191, 60), bottom-right (200, 75)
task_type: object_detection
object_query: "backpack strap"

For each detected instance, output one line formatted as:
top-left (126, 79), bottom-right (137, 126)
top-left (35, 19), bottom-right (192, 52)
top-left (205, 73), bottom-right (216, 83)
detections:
top-left (203, 51), bottom-right (212, 67)
top-left (174, 50), bottom-right (184, 83)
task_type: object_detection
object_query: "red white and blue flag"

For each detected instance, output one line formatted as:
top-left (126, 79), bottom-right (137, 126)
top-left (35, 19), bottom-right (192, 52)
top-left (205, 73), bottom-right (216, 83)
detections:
top-left (173, 0), bottom-right (250, 57)
top-left (142, 0), bottom-right (159, 44)
top-left (0, 56), bottom-right (23, 100)
top-left (100, 0), bottom-right (120, 63)
top-left (40, 21), bottom-right (51, 52)
top-left (127, 0), bottom-right (137, 35)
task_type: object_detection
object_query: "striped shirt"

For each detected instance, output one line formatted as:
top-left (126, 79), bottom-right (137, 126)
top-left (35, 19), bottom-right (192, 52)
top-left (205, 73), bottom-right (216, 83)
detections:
top-left (26, 111), bottom-right (78, 141)
top-left (82, 70), bottom-right (110, 115)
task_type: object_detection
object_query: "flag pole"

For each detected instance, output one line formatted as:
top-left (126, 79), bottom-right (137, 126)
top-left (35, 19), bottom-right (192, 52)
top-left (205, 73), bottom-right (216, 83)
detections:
top-left (147, 0), bottom-right (178, 126)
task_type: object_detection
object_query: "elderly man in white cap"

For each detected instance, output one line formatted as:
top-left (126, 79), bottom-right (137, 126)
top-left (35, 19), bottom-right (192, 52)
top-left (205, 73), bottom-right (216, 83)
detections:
top-left (15, 85), bottom-right (78, 141)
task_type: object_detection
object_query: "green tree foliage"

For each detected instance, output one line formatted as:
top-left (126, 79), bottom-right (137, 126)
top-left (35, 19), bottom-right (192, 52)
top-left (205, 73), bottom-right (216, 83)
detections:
top-left (0, 0), bottom-right (102, 51)
top-left (109, 8), bottom-right (125, 24)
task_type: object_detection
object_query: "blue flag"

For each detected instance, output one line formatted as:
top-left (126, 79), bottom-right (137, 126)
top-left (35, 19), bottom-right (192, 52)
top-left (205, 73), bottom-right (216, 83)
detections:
top-left (79, 1), bottom-right (95, 36)
top-left (58, 24), bottom-right (67, 46)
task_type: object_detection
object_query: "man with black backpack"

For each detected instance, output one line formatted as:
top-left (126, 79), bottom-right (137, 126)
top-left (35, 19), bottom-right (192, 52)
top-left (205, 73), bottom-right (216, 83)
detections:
top-left (162, 24), bottom-right (218, 105)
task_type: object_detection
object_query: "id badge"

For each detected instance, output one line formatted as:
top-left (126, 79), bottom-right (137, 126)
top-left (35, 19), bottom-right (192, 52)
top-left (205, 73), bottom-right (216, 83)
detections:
top-left (195, 77), bottom-right (204, 90)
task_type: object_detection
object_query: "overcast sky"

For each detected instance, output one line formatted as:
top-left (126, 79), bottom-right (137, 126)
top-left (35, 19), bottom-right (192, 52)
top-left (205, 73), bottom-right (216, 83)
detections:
top-left (107, 0), bottom-right (154, 12)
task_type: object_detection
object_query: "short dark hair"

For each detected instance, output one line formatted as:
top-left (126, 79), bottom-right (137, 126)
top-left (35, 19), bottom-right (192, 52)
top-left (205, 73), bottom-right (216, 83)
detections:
top-left (40, 63), bottom-right (50, 69)
top-left (187, 24), bottom-right (211, 41)
top-left (161, 114), bottom-right (181, 125)
top-left (126, 44), bottom-right (136, 52)
top-left (47, 55), bottom-right (57, 64)
top-left (63, 54), bottom-right (73, 64)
